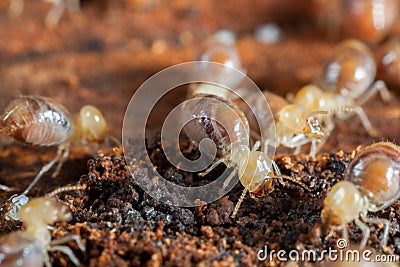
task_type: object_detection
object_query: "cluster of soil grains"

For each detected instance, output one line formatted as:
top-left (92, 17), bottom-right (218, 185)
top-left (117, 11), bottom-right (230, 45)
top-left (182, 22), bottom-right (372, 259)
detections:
top-left (21, 135), bottom-right (395, 267)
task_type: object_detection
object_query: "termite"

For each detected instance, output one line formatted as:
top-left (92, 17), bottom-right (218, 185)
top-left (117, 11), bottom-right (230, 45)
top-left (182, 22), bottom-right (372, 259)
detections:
top-left (181, 84), bottom-right (311, 218)
top-left (0, 185), bottom-right (85, 267)
top-left (235, 90), bottom-right (329, 157)
top-left (321, 142), bottom-right (400, 252)
top-left (0, 96), bottom-right (109, 199)
top-left (294, 39), bottom-right (391, 137)
top-left (194, 36), bottom-right (328, 157)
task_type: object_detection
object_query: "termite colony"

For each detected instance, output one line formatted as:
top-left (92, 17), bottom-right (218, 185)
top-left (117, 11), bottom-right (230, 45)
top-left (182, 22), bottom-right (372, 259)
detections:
top-left (178, 8), bottom-right (400, 255)
top-left (0, 96), bottom-right (111, 265)
top-left (2, 0), bottom-right (400, 266)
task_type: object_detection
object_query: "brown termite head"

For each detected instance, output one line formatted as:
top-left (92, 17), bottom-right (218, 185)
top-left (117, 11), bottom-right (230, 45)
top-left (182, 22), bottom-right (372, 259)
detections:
top-left (0, 96), bottom-right (72, 146)
top-left (321, 180), bottom-right (366, 227)
top-left (344, 142), bottom-right (400, 210)
top-left (74, 105), bottom-right (109, 143)
top-left (292, 85), bottom-right (338, 134)
top-left (320, 39), bottom-right (376, 100)
top-left (376, 36), bottom-right (400, 88)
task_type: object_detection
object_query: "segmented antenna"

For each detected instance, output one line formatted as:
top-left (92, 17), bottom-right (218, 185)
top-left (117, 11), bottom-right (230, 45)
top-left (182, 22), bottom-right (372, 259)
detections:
top-left (271, 174), bottom-right (311, 192)
top-left (46, 184), bottom-right (84, 197)
top-left (231, 186), bottom-right (249, 218)
top-left (306, 110), bottom-right (329, 118)
top-left (231, 175), bottom-right (311, 219)
top-left (328, 106), bottom-right (354, 114)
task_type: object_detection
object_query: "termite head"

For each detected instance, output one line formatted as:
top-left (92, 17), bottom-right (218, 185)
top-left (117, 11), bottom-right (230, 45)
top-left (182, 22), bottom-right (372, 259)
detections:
top-left (279, 104), bottom-right (326, 140)
top-left (293, 85), bottom-right (336, 110)
top-left (76, 105), bottom-right (108, 143)
top-left (236, 149), bottom-right (274, 192)
top-left (18, 197), bottom-right (71, 227)
top-left (321, 181), bottom-right (365, 227)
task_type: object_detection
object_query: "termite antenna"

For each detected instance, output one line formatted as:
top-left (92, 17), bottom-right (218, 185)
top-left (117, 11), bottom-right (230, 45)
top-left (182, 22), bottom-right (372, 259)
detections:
top-left (231, 175), bottom-right (311, 219)
top-left (231, 186), bottom-right (249, 219)
top-left (270, 174), bottom-right (311, 192)
top-left (306, 110), bottom-right (329, 118)
top-left (45, 184), bottom-right (85, 198)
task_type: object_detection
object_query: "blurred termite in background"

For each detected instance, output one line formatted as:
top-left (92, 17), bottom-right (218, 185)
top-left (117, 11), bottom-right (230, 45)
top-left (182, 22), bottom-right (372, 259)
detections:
top-left (314, 0), bottom-right (399, 43)
top-left (376, 36), bottom-right (400, 90)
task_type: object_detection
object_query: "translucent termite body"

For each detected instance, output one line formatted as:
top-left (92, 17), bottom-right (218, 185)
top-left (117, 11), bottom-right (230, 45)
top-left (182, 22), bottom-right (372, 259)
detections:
top-left (182, 84), bottom-right (310, 218)
top-left (376, 36), bottom-right (400, 89)
top-left (9, 0), bottom-right (80, 26)
top-left (321, 142), bottom-right (400, 251)
top-left (294, 40), bottom-right (391, 137)
top-left (184, 38), bottom-right (310, 217)
top-left (318, 40), bottom-right (389, 101)
top-left (0, 96), bottom-right (109, 207)
top-left (0, 189), bottom-right (85, 267)
top-left (315, 0), bottom-right (399, 43)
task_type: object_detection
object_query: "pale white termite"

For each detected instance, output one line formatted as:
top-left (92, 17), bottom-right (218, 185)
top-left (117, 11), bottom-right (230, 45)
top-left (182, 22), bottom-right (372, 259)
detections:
top-left (294, 40), bottom-right (392, 138)
top-left (0, 185), bottom-right (85, 267)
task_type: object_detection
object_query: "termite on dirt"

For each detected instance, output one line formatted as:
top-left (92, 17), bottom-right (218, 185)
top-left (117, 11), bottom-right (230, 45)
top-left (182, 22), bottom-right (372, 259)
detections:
top-left (322, 142), bottom-right (400, 252)
top-left (0, 185), bottom-right (85, 267)
top-left (181, 84), bottom-right (311, 218)
top-left (0, 96), bottom-right (110, 200)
